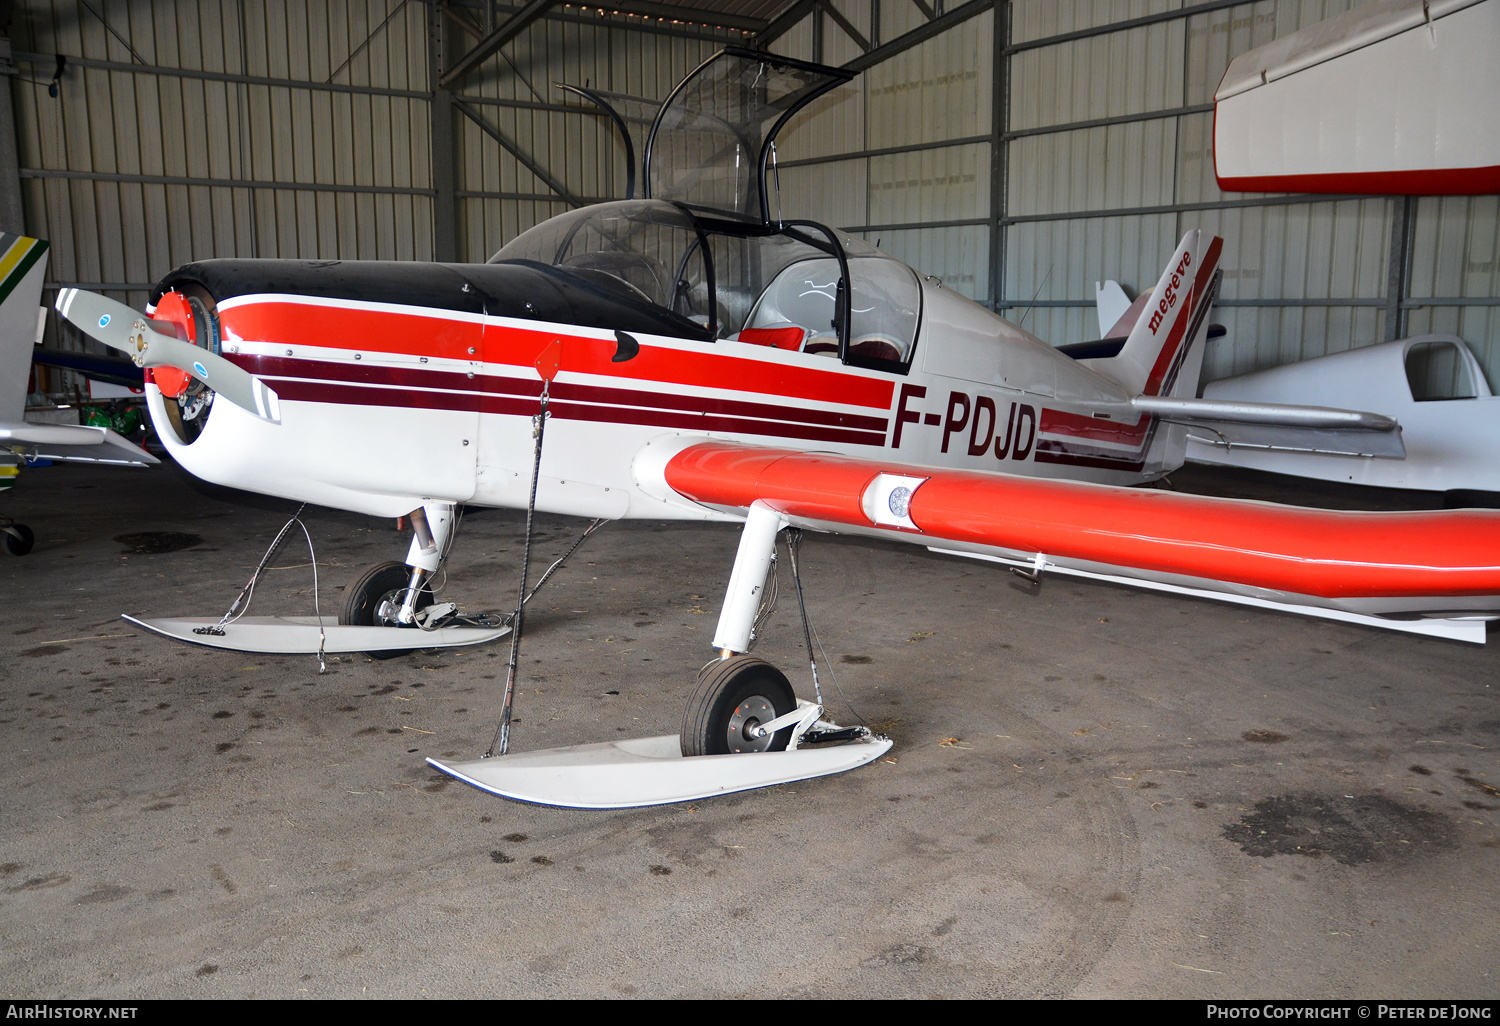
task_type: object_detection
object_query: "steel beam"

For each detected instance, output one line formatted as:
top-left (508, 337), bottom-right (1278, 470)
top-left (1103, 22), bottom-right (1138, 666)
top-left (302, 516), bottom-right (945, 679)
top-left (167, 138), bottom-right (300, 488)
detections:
top-left (327, 0), bottom-right (412, 84)
top-left (431, 3), bottom-right (459, 262)
top-left (456, 190), bottom-right (607, 202)
top-left (1001, 193), bottom-right (1374, 225)
top-left (1004, 0), bottom-right (1249, 55)
top-left (820, 1), bottom-right (870, 52)
top-left (755, 0), bottom-right (820, 48)
top-left (593, 2), bottom-right (769, 33)
top-left (841, 0), bottom-right (992, 75)
top-left (18, 168), bottom-right (435, 196)
top-left (440, 2), bottom-right (486, 40)
top-left (840, 193), bottom-right (1375, 235)
top-left (453, 97), bottom-right (581, 209)
top-left (987, 1), bottom-right (1008, 312)
top-left (438, 0), bottom-right (556, 90)
top-left (1384, 195), bottom-right (1414, 341)
top-left (13, 50), bottom-right (430, 101)
top-left (776, 134), bottom-right (990, 169)
top-left (776, 101), bottom-right (1215, 172)
top-left (0, 39), bottom-right (24, 234)
top-left (1006, 103), bottom-right (1214, 141)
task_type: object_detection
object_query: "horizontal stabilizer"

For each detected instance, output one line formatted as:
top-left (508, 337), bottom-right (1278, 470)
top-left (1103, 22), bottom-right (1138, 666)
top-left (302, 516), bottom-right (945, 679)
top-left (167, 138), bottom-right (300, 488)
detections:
top-left (1134, 395), bottom-right (1404, 459)
top-left (1095, 279), bottom-right (1132, 339)
top-left (1131, 395), bottom-right (1396, 431)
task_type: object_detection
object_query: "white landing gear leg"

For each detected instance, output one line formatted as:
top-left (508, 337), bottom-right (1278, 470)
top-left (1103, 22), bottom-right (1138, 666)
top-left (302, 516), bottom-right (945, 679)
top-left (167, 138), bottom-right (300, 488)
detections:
top-left (710, 500), bottom-right (784, 657)
top-left (392, 503), bottom-right (456, 626)
top-left (427, 500), bottom-right (892, 809)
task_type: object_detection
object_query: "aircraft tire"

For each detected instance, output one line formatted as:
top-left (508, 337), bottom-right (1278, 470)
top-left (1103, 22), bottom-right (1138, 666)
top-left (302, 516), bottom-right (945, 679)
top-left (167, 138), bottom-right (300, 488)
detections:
top-left (3, 523), bottom-right (34, 556)
top-left (339, 560), bottom-right (434, 660)
top-left (680, 655), bottom-right (796, 758)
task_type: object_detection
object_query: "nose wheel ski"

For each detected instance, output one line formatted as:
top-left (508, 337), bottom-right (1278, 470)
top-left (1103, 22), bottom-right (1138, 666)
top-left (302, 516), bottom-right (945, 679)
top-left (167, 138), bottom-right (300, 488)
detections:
top-left (121, 500), bottom-right (513, 656)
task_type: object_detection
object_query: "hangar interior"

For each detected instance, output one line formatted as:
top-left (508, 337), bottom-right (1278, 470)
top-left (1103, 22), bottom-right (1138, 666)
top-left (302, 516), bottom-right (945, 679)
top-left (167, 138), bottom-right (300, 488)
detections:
top-left (6, 0), bottom-right (1497, 399)
top-left (3, 0), bottom-right (1500, 1002)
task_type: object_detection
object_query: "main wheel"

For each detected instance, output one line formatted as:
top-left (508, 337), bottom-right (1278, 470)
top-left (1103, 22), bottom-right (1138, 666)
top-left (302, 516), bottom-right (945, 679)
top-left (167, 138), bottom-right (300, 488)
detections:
top-left (339, 561), bottom-right (434, 659)
top-left (680, 656), bottom-right (797, 757)
top-left (3, 524), bottom-right (34, 556)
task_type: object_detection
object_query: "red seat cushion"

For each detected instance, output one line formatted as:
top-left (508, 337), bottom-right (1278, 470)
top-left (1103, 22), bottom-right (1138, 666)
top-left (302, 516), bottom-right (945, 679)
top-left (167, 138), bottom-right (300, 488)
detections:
top-left (739, 326), bottom-right (806, 351)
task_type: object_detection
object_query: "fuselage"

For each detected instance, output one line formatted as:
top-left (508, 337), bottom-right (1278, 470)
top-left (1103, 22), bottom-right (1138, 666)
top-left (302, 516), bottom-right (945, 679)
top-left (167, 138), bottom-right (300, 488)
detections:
top-left (145, 256), bottom-right (1191, 523)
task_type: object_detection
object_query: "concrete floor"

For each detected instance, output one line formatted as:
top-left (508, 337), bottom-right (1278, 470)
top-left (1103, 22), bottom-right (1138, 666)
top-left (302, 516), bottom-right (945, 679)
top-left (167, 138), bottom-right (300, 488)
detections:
top-left (1, 458), bottom-right (1497, 999)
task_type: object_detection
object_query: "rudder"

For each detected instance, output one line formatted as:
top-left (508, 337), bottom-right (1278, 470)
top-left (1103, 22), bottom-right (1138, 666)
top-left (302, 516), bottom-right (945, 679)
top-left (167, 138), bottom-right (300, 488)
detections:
top-left (1078, 230), bottom-right (1222, 397)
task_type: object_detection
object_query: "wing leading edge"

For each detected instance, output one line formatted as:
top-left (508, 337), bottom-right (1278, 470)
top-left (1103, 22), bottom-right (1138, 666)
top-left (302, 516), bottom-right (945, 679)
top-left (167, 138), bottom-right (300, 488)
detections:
top-left (652, 439), bottom-right (1500, 641)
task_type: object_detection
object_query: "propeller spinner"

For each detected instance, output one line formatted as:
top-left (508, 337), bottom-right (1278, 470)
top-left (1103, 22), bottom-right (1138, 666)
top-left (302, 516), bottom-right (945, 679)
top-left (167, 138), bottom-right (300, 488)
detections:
top-left (56, 288), bottom-right (280, 424)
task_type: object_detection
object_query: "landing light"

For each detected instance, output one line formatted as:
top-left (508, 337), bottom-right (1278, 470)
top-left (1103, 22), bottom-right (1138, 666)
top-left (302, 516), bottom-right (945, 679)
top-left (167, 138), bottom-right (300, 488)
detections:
top-left (861, 473), bottom-right (927, 531)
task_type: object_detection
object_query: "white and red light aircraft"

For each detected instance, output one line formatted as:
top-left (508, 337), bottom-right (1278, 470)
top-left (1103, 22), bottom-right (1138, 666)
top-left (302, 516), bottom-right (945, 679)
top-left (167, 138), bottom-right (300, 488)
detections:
top-left (55, 50), bottom-right (1500, 807)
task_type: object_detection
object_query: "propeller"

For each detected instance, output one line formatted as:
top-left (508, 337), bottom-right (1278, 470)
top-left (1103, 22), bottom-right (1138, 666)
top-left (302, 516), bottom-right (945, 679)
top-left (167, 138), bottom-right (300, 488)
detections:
top-left (55, 288), bottom-right (280, 424)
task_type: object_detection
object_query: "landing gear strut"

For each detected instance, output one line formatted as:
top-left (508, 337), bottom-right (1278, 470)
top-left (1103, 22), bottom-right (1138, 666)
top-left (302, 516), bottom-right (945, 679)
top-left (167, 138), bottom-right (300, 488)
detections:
top-left (340, 502), bottom-right (457, 658)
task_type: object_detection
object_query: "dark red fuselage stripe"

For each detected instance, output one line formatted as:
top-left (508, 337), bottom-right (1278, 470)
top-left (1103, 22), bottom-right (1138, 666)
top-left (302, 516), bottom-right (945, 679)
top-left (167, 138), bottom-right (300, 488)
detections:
top-left (263, 379), bottom-right (889, 447)
top-left (1039, 408), bottom-right (1150, 445)
top-left (228, 353), bottom-right (888, 433)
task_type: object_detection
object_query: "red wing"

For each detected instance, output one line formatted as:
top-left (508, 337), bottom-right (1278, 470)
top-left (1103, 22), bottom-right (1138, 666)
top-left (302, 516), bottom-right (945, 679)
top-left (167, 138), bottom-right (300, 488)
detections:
top-left (662, 440), bottom-right (1500, 603)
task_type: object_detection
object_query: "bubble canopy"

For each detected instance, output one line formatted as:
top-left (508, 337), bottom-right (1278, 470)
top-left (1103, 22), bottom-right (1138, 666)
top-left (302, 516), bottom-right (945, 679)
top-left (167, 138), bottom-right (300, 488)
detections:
top-left (491, 200), bottom-right (922, 373)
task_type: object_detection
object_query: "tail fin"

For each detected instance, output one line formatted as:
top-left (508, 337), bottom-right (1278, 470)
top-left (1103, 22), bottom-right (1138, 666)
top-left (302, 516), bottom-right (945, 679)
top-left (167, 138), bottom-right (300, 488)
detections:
top-left (0, 235), bottom-right (50, 420)
top-left (1082, 230), bottom-right (1221, 397)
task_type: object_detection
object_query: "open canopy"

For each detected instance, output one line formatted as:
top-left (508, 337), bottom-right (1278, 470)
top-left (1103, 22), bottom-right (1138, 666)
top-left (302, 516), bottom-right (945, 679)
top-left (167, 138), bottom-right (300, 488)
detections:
top-left (643, 48), bottom-right (852, 223)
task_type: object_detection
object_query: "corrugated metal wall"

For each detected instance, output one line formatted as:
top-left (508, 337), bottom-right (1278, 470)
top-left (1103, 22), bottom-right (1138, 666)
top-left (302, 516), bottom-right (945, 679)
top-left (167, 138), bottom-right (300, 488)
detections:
top-left (8, 0), bottom-right (739, 393)
top-left (452, 17), bottom-right (725, 261)
top-left (767, 0), bottom-right (1500, 390)
top-left (12, 0), bottom-right (1497, 396)
top-left (13, 1), bottom-right (435, 307)
top-left (774, 2), bottom-right (995, 303)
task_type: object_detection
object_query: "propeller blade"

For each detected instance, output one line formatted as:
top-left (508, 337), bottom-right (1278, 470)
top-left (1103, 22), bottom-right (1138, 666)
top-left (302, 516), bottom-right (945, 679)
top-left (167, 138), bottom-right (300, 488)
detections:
top-left (55, 288), bottom-right (280, 424)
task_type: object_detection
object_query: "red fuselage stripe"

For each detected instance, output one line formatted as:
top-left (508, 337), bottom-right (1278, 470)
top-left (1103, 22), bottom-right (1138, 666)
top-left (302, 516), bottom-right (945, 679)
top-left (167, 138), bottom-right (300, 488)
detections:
top-left (1034, 442), bottom-right (1146, 472)
top-left (219, 301), bottom-right (895, 410)
top-left (1039, 408), bottom-right (1149, 445)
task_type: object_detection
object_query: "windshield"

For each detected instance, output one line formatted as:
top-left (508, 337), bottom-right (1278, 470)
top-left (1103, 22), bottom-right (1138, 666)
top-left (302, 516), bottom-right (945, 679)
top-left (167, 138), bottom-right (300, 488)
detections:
top-left (491, 200), bottom-right (715, 329)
